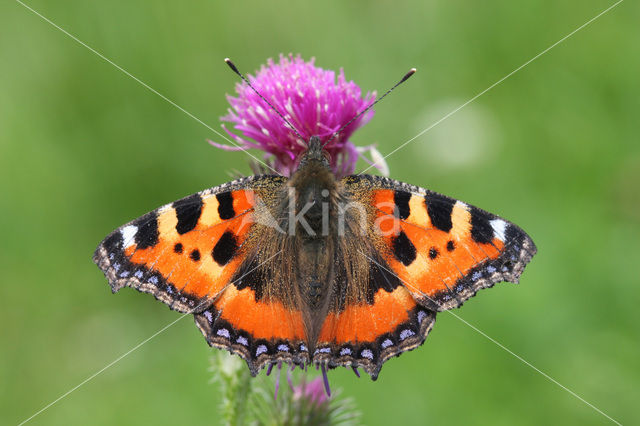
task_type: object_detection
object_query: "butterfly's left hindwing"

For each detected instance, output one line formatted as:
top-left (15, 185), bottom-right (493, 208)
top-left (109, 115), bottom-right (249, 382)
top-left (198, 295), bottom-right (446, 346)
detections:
top-left (195, 283), bottom-right (309, 375)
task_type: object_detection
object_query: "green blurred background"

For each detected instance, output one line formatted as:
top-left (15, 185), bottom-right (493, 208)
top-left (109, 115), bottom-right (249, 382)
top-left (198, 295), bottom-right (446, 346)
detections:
top-left (2, 0), bottom-right (638, 424)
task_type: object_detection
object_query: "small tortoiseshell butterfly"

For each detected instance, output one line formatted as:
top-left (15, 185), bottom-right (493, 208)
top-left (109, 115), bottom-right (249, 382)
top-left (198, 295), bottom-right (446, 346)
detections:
top-left (94, 61), bottom-right (536, 381)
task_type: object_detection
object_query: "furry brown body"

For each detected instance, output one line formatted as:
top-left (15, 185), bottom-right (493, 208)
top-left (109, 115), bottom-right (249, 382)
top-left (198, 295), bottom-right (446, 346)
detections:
top-left (243, 137), bottom-right (373, 353)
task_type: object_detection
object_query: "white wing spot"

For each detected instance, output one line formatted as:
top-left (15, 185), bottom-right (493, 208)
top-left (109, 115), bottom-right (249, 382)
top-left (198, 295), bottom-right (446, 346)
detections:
top-left (237, 336), bottom-right (248, 346)
top-left (203, 311), bottom-right (213, 323)
top-left (216, 328), bottom-right (230, 338)
top-left (400, 329), bottom-right (415, 340)
top-left (486, 266), bottom-right (497, 274)
top-left (490, 219), bottom-right (508, 241)
top-left (277, 344), bottom-right (290, 352)
top-left (417, 311), bottom-right (428, 324)
top-left (256, 345), bottom-right (268, 356)
top-left (339, 347), bottom-right (352, 356)
top-left (381, 339), bottom-right (394, 348)
top-left (120, 225), bottom-right (138, 248)
top-left (361, 349), bottom-right (374, 360)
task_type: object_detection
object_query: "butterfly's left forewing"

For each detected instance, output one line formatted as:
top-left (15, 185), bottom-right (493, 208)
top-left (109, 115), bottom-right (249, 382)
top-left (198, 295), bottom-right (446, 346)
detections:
top-left (93, 175), bottom-right (284, 313)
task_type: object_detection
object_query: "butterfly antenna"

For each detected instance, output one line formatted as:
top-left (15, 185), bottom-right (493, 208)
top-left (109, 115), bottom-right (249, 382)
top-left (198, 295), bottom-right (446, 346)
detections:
top-left (224, 58), bottom-right (305, 142)
top-left (324, 67), bottom-right (417, 146)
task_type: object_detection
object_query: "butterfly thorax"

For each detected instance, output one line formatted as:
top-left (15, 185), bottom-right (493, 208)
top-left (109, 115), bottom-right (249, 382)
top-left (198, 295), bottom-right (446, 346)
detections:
top-left (288, 145), bottom-right (336, 239)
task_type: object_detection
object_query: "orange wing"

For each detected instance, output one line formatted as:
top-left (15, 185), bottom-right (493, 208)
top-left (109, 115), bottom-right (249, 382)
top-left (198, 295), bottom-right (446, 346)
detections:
top-left (93, 178), bottom-right (265, 313)
top-left (95, 175), bottom-right (310, 373)
top-left (313, 279), bottom-right (436, 379)
top-left (310, 175), bottom-right (535, 379)
top-left (194, 259), bottom-right (309, 375)
top-left (367, 181), bottom-right (536, 311)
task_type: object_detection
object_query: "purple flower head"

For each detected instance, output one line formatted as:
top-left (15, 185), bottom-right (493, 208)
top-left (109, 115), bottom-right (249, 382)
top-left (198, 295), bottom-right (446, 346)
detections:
top-left (293, 376), bottom-right (329, 407)
top-left (211, 54), bottom-right (388, 177)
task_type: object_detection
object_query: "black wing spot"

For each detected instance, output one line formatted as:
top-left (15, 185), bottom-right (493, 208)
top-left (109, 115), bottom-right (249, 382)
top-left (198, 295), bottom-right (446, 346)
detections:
top-left (233, 257), bottom-right (265, 301)
top-left (428, 247), bottom-right (439, 259)
top-left (446, 240), bottom-right (455, 251)
top-left (392, 231), bottom-right (417, 266)
top-left (393, 190), bottom-right (411, 220)
top-left (173, 243), bottom-right (183, 254)
top-left (470, 206), bottom-right (494, 244)
top-left (425, 194), bottom-right (454, 232)
top-left (212, 231), bottom-right (238, 266)
top-left (366, 256), bottom-right (402, 303)
top-left (133, 213), bottom-right (159, 249)
top-left (190, 249), bottom-right (201, 261)
top-left (103, 232), bottom-right (123, 252)
top-left (216, 192), bottom-right (235, 220)
top-left (173, 194), bottom-right (203, 234)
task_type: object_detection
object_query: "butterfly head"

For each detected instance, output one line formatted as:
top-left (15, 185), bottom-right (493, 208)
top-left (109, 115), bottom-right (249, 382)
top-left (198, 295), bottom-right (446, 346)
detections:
top-left (297, 136), bottom-right (331, 171)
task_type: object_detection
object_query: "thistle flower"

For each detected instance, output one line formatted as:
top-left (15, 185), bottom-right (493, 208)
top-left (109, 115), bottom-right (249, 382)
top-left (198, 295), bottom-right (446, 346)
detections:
top-left (211, 54), bottom-right (388, 177)
top-left (211, 353), bottom-right (361, 425)
top-left (293, 376), bottom-right (329, 407)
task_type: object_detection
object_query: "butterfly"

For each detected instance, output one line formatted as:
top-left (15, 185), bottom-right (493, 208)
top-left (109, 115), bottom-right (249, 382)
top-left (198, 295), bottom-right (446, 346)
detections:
top-left (94, 135), bottom-right (536, 380)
